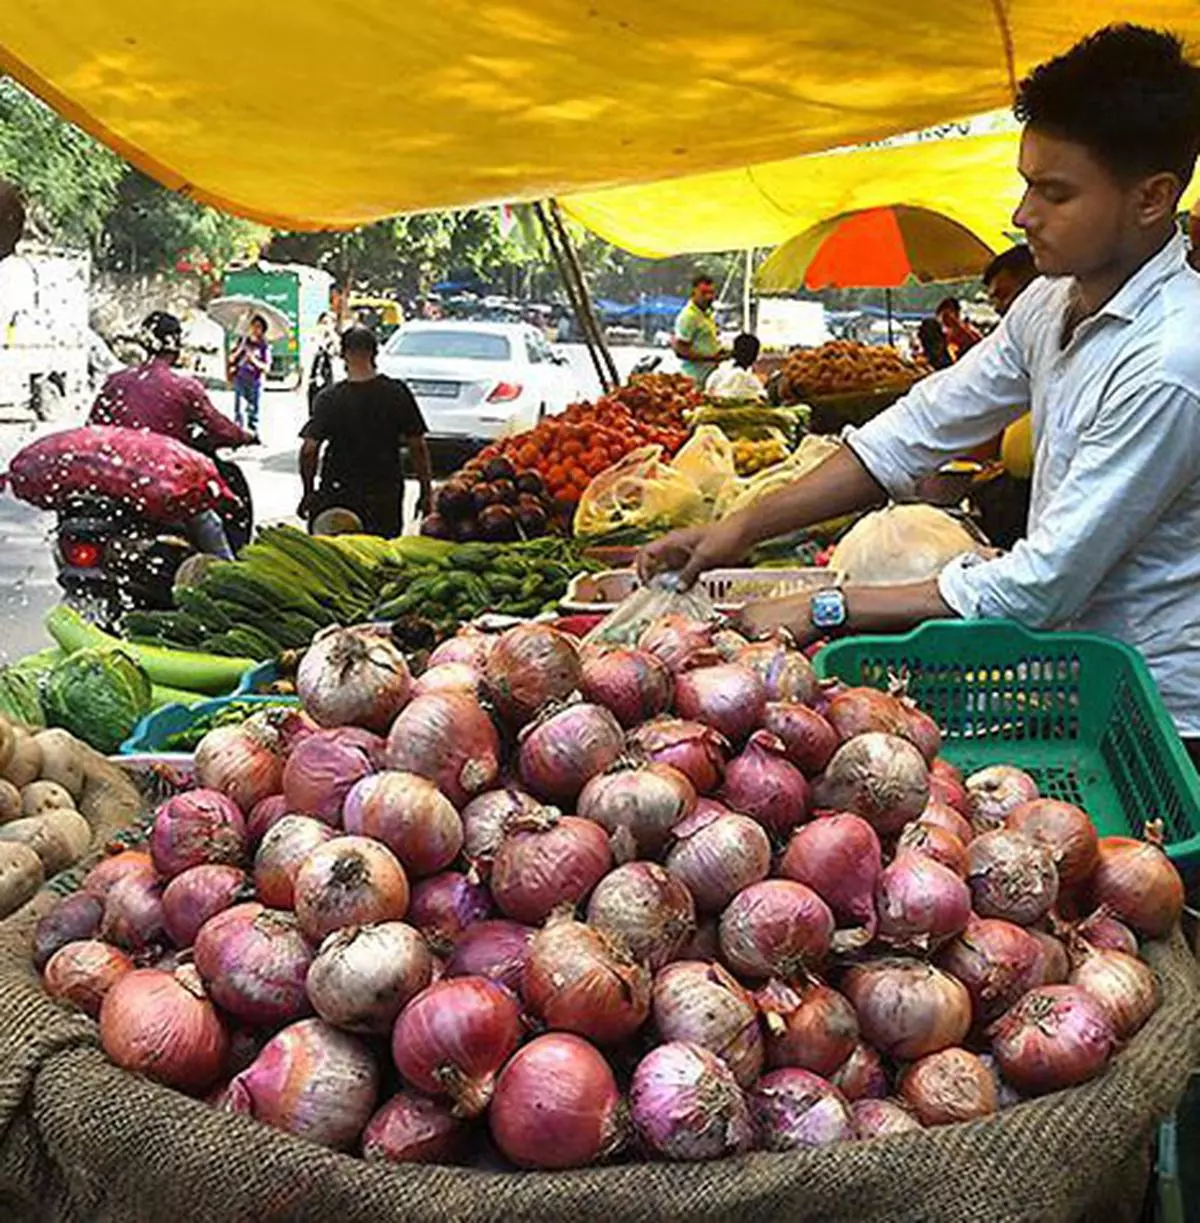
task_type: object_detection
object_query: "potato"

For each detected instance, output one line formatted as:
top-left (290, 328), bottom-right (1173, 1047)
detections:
top-left (0, 842), bottom-right (43, 918)
top-left (33, 729), bottom-right (85, 800)
top-left (0, 779), bottom-right (20, 824)
top-left (0, 715), bottom-right (14, 776)
top-left (2, 727), bottom-right (42, 789)
top-left (21, 780), bottom-right (75, 819)
top-left (0, 809), bottom-right (91, 876)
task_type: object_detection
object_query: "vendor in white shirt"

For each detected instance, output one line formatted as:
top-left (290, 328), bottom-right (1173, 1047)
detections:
top-left (705, 334), bottom-right (768, 402)
top-left (641, 24), bottom-right (1200, 754)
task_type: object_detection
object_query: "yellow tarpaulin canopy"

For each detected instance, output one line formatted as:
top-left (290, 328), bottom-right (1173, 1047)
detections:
top-left (3, 3), bottom-right (1200, 229)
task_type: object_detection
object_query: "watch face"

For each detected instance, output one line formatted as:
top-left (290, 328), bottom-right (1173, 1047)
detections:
top-left (811, 589), bottom-right (847, 629)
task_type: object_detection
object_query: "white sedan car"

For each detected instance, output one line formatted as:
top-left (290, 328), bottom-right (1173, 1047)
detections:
top-left (377, 322), bottom-right (577, 455)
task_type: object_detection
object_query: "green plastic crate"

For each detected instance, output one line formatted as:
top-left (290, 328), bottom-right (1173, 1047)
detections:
top-left (814, 619), bottom-right (1200, 868)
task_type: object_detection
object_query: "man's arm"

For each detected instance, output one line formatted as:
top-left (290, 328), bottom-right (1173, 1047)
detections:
top-left (298, 438), bottom-right (322, 517)
top-left (408, 434), bottom-right (434, 516)
top-left (188, 383), bottom-right (255, 447)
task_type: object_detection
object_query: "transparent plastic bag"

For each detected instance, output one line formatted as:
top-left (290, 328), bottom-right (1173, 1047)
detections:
top-left (583, 572), bottom-right (718, 647)
top-left (670, 425), bottom-right (736, 503)
top-left (715, 433), bottom-right (841, 517)
top-left (574, 444), bottom-right (708, 537)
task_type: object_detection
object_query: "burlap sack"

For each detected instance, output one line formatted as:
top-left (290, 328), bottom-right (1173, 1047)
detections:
top-left (0, 755), bottom-right (1196, 1223)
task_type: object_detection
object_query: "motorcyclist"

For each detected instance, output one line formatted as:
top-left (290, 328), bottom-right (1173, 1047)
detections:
top-left (89, 311), bottom-right (255, 559)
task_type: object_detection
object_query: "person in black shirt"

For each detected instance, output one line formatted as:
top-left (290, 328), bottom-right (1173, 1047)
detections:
top-left (298, 326), bottom-right (433, 537)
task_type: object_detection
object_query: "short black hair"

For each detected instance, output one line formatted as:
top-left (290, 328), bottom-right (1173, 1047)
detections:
top-left (141, 310), bottom-right (182, 356)
top-left (935, 297), bottom-right (961, 316)
top-left (340, 325), bottom-right (378, 357)
top-left (732, 333), bottom-right (760, 366)
top-left (983, 245), bottom-right (1037, 287)
top-left (1015, 24), bottom-right (1200, 187)
top-left (691, 274), bottom-right (716, 289)
top-left (250, 313), bottom-right (268, 331)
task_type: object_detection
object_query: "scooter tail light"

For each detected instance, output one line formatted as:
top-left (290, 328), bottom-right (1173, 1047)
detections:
top-left (487, 381), bottom-right (523, 403)
top-left (61, 538), bottom-right (103, 568)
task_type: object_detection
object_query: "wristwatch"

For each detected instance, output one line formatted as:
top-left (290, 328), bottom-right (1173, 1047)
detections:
top-left (810, 587), bottom-right (849, 634)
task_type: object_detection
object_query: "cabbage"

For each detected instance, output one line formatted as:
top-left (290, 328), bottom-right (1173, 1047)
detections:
top-left (44, 648), bottom-right (153, 754)
top-left (0, 667), bottom-right (45, 727)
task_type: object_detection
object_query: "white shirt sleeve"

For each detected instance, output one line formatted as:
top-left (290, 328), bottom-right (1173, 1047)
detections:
top-left (939, 381), bottom-right (1200, 627)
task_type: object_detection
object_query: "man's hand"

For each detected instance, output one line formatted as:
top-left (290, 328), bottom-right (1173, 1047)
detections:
top-left (297, 492), bottom-right (317, 519)
top-left (416, 488), bottom-right (433, 517)
top-left (638, 517), bottom-right (752, 589)
top-left (734, 592), bottom-right (818, 646)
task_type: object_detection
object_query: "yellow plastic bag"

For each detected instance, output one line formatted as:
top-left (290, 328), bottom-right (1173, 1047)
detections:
top-left (670, 425), bottom-right (737, 503)
top-left (715, 434), bottom-right (841, 517)
top-left (574, 445), bottom-right (709, 537)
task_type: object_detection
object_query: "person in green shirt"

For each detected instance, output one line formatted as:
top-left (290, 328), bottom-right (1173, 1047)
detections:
top-left (672, 275), bottom-right (727, 385)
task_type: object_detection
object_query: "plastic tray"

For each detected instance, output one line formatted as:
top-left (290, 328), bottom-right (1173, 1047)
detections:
top-left (561, 568), bottom-right (838, 614)
top-left (235, 660), bottom-right (283, 696)
top-left (120, 693), bottom-right (298, 756)
top-left (815, 619), bottom-right (1200, 867)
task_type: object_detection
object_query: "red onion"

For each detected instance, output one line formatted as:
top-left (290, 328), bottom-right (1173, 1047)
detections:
top-left (830, 1042), bottom-right (888, 1101)
top-left (762, 702), bottom-right (838, 776)
top-left (852, 1097), bottom-right (923, 1138)
top-left (489, 1033), bottom-right (625, 1169)
top-left (579, 645), bottom-right (673, 728)
top-left (100, 871), bottom-right (166, 953)
top-left (967, 829), bottom-right (1059, 926)
top-left (255, 705), bottom-right (320, 757)
top-left (875, 852), bottom-right (971, 952)
top-left (43, 939), bottom-right (134, 1016)
top-left (989, 985), bottom-right (1116, 1094)
top-left (428, 629), bottom-right (492, 671)
top-left (149, 789), bottom-right (247, 879)
top-left (100, 965), bottom-right (229, 1094)
top-left (1005, 799), bottom-right (1099, 889)
top-left (305, 921), bottom-right (433, 1033)
top-left (33, 892), bottom-right (103, 970)
top-left (978, 1052), bottom-right (1023, 1108)
top-left (484, 623), bottom-right (582, 724)
top-left (900, 701), bottom-right (942, 763)
top-left (917, 799), bottom-right (974, 846)
top-left (253, 814), bottom-right (337, 908)
top-left (778, 813), bottom-right (881, 950)
top-left (342, 771), bottom-right (463, 878)
top-left (630, 1041), bottom-right (754, 1160)
top-left (490, 810), bottom-right (612, 924)
top-left (929, 769), bottom-right (970, 816)
top-left (194, 719), bottom-right (286, 814)
top-left (1088, 830), bottom-right (1184, 938)
top-left (652, 960), bottom-right (763, 1087)
top-left (626, 718), bottom-right (729, 794)
top-left (718, 880), bottom-right (833, 980)
top-left (674, 661), bottom-right (766, 746)
top-left (713, 628), bottom-right (750, 660)
top-left (932, 757), bottom-right (964, 786)
top-left (194, 902), bottom-right (314, 1025)
top-left (736, 639), bottom-right (818, 704)
top-left (1030, 929), bottom-right (1070, 985)
top-left (282, 727), bottom-right (382, 825)
top-left (246, 794), bottom-right (289, 849)
top-left (843, 958), bottom-right (971, 1060)
top-left (896, 820), bottom-right (968, 877)
top-left (385, 691), bottom-right (501, 809)
top-left (460, 787), bottom-right (541, 878)
top-left (162, 864), bottom-right (249, 947)
top-left (899, 1048), bottom-right (997, 1126)
top-left (81, 850), bottom-right (154, 900)
top-left (966, 765), bottom-right (1039, 833)
top-left (363, 1091), bottom-right (469, 1165)
top-left (578, 760), bottom-right (695, 861)
top-left (518, 701), bottom-right (624, 805)
top-left (665, 806), bottom-right (770, 914)
top-left (810, 676), bottom-right (847, 719)
top-left (293, 836), bottom-right (410, 943)
top-left (223, 1017), bottom-right (378, 1149)
top-left (407, 871), bottom-right (494, 952)
top-left (297, 623), bottom-right (413, 733)
top-left (1074, 908), bottom-right (1139, 956)
top-left (826, 687), bottom-right (911, 741)
top-left (522, 916), bottom-right (651, 1045)
top-left (675, 915), bottom-right (721, 961)
top-left (720, 730), bottom-right (810, 838)
top-left (411, 662), bottom-right (481, 700)
top-left (814, 733), bottom-right (929, 836)
top-left (637, 613), bottom-right (715, 674)
top-left (757, 979), bottom-right (859, 1077)
top-left (1068, 943), bottom-right (1158, 1038)
top-left (444, 920), bottom-right (535, 994)
top-left (750, 1067), bottom-right (855, 1150)
top-left (391, 976), bottom-right (522, 1116)
top-left (935, 917), bottom-right (1044, 1025)
top-left (586, 862), bottom-right (696, 970)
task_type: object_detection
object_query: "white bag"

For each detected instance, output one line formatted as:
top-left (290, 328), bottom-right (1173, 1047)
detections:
top-left (829, 504), bottom-right (987, 585)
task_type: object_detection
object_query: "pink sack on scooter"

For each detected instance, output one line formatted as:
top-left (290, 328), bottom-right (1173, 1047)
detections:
top-left (4, 425), bottom-right (236, 522)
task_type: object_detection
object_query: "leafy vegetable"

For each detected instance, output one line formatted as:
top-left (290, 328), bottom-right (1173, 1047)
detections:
top-left (0, 666), bottom-right (45, 727)
top-left (43, 647), bottom-right (154, 754)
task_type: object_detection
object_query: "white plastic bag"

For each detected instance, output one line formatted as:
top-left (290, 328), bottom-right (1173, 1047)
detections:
top-left (829, 504), bottom-right (987, 585)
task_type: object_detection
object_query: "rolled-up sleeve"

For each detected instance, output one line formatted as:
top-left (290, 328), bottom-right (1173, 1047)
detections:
top-left (939, 382), bottom-right (1200, 626)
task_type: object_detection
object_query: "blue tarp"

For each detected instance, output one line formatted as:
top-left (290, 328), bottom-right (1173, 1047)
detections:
top-left (594, 294), bottom-right (688, 321)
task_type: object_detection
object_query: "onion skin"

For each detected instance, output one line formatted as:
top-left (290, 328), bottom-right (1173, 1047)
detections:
top-left (489, 1033), bottom-right (625, 1169)
top-left (253, 814), bottom-right (338, 909)
top-left (391, 976), bottom-right (522, 1117)
top-left (929, 762), bottom-right (970, 816)
top-left (578, 761), bottom-right (696, 862)
top-left (1029, 929), bottom-right (1070, 985)
top-left (518, 702), bottom-right (625, 806)
top-left (1068, 944), bottom-right (1158, 1038)
top-left (407, 871), bottom-right (494, 953)
top-left (825, 687), bottom-right (911, 740)
top-left (162, 864), bottom-right (249, 948)
top-left (246, 795), bottom-right (289, 849)
top-left (579, 646), bottom-right (674, 729)
top-left (967, 829), bottom-right (1059, 926)
top-left (901, 703), bottom-right (943, 764)
top-left (460, 788), bottom-right (542, 879)
top-left (966, 766), bottom-right (1039, 834)
top-left (363, 1091), bottom-right (469, 1166)
top-left (342, 771), bottom-right (464, 878)
top-left (100, 871), bottom-right (167, 953)
top-left (586, 862), bottom-right (696, 971)
top-left (627, 718), bottom-right (730, 795)
top-left (919, 800), bottom-right (974, 845)
top-left (44, 939), bottom-right (134, 1017)
top-left (33, 892), bottom-right (103, 970)
top-left (720, 730), bottom-right (811, 837)
top-left (843, 958), bottom-right (971, 1061)
top-left (297, 623), bottom-right (413, 733)
top-left (490, 812), bottom-right (612, 924)
top-left (194, 722), bottom-right (285, 814)
top-left (193, 902), bottom-right (314, 1026)
top-left (935, 917), bottom-right (1044, 1025)
top-left (411, 662), bottom-right (481, 700)
top-left (896, 821), bottom-right (968, 878)
top-left (758, 979), bottom-right (859, 1077)
top-left (282, 727), bottom-right (383, 826)
top-left (1005, 799), bottom-right (1099, 890)
top-left (293, 836), bottom-right (411, 944)
top-left (852, 1097), bottom-right (923, 1138)
top-left (150, 789), bottom-right (247, 879)
top-left (718, 880), bottom-right (834, 980)
top-left (81, 850), bottom-right (154, 900)
top-left (899, 1048), bottom-right (997, 1126)
top-left (749, 1067), bottom-right (855, 1150)
top-left (989, 985), bottom-right (1116, 1095)
top-left (830, 1042), bottom-right (889, 1101)
top-left (485, 624), bottom-right (582, 725)
top-left (762, 702), bottom-right (838, 776)
top-left (428, 630), bottom-right (493, 671)
top-left (444, 920), bottom-right (535, 995)
top-left (814, 733), bottom-right (930, 836)
top-left (652, 960), bottom-right (764, 1087)
top-left (522, 917), bottom-right (651, 1046)
top-left (1074, 908), bottom-right (1139, 957)
top-left (875, 852), bottom-right (972, 952)
top-left (223, 1017), bottom-right (378, 1150)
top-left (674, 662), bottom-right (766, 747)
top-left (100, 965), bottom-right (229, 1095)
top-left (638, 614), bottom-right (715, 674)
top-left (629, 1041), bottom-right (754, 1161)
top-left (1087, 834), bottom-right (1184, 939)
top-left (665, 807), bottom-right (770, 915)
top-left (737, 641), bottom-right (818, 705)
top-left (385, 692), bottom-right (501, 808)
